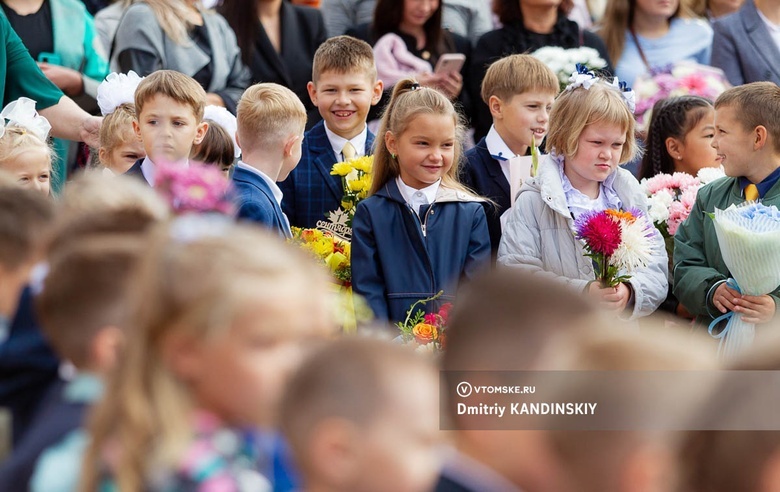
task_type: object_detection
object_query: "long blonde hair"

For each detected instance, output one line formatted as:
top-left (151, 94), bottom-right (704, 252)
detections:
top-left (138, 0), bottom-right (198, 45)
top-left (80, 218), bottom-right (332, 492)
top-left (371, 78), bottom-right (471, 197)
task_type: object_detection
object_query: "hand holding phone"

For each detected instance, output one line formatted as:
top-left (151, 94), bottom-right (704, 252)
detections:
top-left (434, 53), bottom-right (466, 74)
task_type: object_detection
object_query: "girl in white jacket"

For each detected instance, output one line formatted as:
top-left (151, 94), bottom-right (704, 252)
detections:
top-left (498, 74), bottom-right (667, 320)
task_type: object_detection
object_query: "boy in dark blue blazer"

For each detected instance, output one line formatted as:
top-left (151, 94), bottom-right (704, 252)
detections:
top-left (461, 55), bottom-right (558, 255)
top-left (278, 36), bottom-right (383, 229)
top-left (233, 83), bottom-right (308, 238)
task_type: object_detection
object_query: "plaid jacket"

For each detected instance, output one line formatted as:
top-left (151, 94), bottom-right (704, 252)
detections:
top-left (278, 121), bottom-right (375, 229)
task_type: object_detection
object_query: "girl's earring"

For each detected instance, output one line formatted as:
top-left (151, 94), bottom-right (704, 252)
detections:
top-left (677, 156), bottom-right (683, 160)
top-left (391, 153), bottom-right (396, 159)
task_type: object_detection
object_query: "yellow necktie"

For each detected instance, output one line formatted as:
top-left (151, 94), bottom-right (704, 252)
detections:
top-left (342, 141), bottom-right (356, 161)
top-left (745, 183), bottom-right (759, 201)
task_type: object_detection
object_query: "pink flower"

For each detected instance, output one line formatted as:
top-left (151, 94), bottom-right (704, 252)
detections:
top-left (575, 211), bottom-right (622, 256)
top-left (438, 303), bottom-right (452, 324)
top-left (155, 161), bottom-right (234, 215)
top-left (423, 313), bottom-right (439, 326)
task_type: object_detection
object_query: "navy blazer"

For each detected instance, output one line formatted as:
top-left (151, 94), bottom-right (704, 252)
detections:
top-left (0, 287), bottom-right (59, 446)
top-left (233, 166), bottom-right (291, 238)
top-left (351, 180), bottom-right (491, 324)
top-left (278, 121), bottom-right (375, 229)
top-left (462, 138), bottom-right (510, 256)
top-left (123, 158), bottom-right (150, 185)
top-left (712, 0), bottom-right (780, 85)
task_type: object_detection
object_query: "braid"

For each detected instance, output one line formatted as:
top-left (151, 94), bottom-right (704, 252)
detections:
top-left (639, 96), bottom-right (713, 179)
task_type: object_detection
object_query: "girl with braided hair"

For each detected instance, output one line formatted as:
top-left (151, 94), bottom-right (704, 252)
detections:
top-left (638, 96), bottom-right (721, 180)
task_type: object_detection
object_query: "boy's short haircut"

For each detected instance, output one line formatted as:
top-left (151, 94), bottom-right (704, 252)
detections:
top-left (37, 236), bottom-right (143, 368)
top-left (134, 70), bottom-right (206, 122)
top-left (0, 186), bottom-right (53, 268)
top-left (236, 83), bottom-right (307, 153)
top-left (715, 82), bottom-right (780, 154)
top-left (311, 35), bottom-right (377, 83)
top-left (280, 338), bottom-right (432, 466)
top-left (481, 54), bottom-right (559, 104)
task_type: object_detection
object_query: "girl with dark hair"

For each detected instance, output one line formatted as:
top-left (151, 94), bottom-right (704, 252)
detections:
top-left (469, 0), bottom-right (612, 140)
top-left (219, 0), bottom-right (326, 127)
top-left (638, 96), bottom-right (720, 180)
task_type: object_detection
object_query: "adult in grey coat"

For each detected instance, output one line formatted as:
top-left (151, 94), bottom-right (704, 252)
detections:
top-left (110, 0), bottom-right (251, 113)
top-left (711, 0), bottom-right (780, 86)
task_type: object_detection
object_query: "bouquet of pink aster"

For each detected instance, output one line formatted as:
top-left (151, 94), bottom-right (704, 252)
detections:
top-left (574, 209), bottom-right (657, 287)
top-left (641, 168), bottom-right (725, 258)
top-left (154, 161), bottom-right (234, 215)
top-left (634, 62), bottom-right (730, 127)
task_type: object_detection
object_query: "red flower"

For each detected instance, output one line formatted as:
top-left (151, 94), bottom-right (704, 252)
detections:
top-left (424, 313), bottom-right (439, 326)
top-left (575, 211), bottom-right (622, 256)
top-left (438, 303), bottom-right (452, 324)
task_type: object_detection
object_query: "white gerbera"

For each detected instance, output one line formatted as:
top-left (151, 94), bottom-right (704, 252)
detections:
top-left (610, 216), bottom-right (656, 273)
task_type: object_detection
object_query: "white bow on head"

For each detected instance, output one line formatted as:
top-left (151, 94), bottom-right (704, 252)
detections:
top-left (204, 105), bottom-right (240, 159)
top-left (97, 71), bottom-right (144, 116)
top-left (0, 97), bottom-right (51, 141)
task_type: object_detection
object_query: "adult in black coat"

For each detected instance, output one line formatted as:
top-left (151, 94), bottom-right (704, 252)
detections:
top-left (470, 0), bottom-right (613, 141)
top-left (220, 0), bottom-right (327, 128)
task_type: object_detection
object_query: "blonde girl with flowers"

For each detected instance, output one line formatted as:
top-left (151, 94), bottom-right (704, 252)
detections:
top-left (498, 73), bottom-right (668, 319)
top-left (351, 78), bottom-right (491, 325)
top-left (0, 98), bottom-right (53, 196)
top-left (80, 218), bottom-right (336, 491)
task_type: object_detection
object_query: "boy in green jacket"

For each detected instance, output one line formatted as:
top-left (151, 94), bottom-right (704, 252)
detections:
top-left (674, 82), bottom-right (780, 328)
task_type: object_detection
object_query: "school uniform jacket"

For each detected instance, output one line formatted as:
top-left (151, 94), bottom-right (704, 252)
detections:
top-left (123, 158), bottom-right (149, 185)
top-left (278, 120), bottom-right (375, 229)
top-left (232, 165), bottom-right (292, 238)
top-left (351, 179), bottom-right (491, 324)
top-left (461, 138), bottom-right (510, 256)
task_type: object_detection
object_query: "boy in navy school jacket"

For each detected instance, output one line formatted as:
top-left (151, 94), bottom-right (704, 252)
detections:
top-left (461, 55), bottom-right (559, 255)
top-left (278, 36), bottom-right (383, 229)
top-left (233, 83), bottom-right (307, 237)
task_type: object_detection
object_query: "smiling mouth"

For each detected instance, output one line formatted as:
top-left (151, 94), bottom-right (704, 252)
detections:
top-left (333, 111), bottom-right (354, 118)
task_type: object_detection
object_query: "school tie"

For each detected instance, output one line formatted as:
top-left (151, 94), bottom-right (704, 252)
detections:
top-left (745, 183), bottom-right (759, 201)
top-left (342, 141), bottom-right (356, 161)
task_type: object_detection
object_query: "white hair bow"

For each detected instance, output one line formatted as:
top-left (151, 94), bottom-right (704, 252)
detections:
top-left (610, 77), bottom-right (636, 114)
top-left (203, 105), bottom-right (240, 158)
top-left (0, 97), bottom-right (51, 141)
top-left (566, 64), bottom-right (598, 92)
top-left (97, 71), bottom-right (144, 116)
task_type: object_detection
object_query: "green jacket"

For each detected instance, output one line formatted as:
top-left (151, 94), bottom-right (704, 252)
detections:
top-left (673, 175), bottom-right (780, 327)
top-left (0, 11), bottom-right (62, 109)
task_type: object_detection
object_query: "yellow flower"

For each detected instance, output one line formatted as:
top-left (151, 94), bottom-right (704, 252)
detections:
top-left (325, 251), bottom-right (349, 272)
top-left (347, 177), bottom-right (366, 193)
top-left (311, 238), bottom-right (335, 257)
top-left (342, 241), bottom-right (351, 259)
top-left (330, 162), bottom-right (353, 176)
top-left (412, 323), bottom-right (438, 344)
top-left (350, 156), bottom-right (373, 174)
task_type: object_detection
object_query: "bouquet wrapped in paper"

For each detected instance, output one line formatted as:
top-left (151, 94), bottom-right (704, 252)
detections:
top-left (709, 203), bottom-right (780, 358)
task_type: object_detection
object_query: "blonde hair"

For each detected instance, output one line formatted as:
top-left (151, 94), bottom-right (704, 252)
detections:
top-left (99, 103), bottom-right (137, 157)
top-left (371, 78), bottom-right (472, 196)
top-left (80, 220), bottom-right (333, 492)
top-left (311, 35), bottom-right (377, 83)
top-left (0, 125), bottom-right (54, 174)
top-left (599, 0), bottom-right (692, 66)
top-left (715, 82), bottom-right (780, 154)
top-left (545, 79), bottom-right (638, 164)
top-left (135, 70), bottom-right (206, 122)
top-left (190, 119), bottom-right (235, 169)
top-left (236, 83), bottom-right (306, 154)
top-left (141, 0), bottom-right (196, 45)
top-left (57, 173), bottom-right (169, 223)
top-left (481, 54), bottom-right (559, 104)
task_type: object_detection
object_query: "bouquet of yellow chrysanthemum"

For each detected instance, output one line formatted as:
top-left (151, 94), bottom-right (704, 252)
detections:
top-left (290, 227), bottom-right (351, 284)
top-left (330, 155), bottom-right (373, 227)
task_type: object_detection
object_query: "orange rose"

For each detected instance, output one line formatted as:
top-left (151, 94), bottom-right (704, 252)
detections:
top-left (413, 323), bottom-right (438, 344)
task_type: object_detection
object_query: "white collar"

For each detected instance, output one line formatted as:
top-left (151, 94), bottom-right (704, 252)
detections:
top-left (324, 123), bottom-right (368, 161)
top-left (485, 125), bottom-right (517, 161)
top-left (395, 176), bottom-right (440, 206)
top-left (236, 161), bottom-right (284, 206)
top-left (141, 157), bottom-right (189, 186)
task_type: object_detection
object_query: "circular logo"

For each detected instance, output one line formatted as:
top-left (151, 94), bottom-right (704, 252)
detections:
top-left (456, 381), bottom-right (472, 398)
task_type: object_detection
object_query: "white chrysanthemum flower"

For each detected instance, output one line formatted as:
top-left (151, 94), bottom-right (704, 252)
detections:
top-left (610, 216), bottom-right (656, 273)
top-left (647, 195), bottom-right (671, 223)
top-left (697, 166), bottom-right (726, 184)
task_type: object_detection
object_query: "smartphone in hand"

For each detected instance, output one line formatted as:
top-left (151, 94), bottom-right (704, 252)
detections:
top-left (38, 52), bottom-right (62, 65)
top-left (433, 53), bottom-right (466, 74)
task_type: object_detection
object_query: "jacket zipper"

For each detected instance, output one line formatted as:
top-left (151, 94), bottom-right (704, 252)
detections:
top-left (409, 203), bottom-right (437, 294)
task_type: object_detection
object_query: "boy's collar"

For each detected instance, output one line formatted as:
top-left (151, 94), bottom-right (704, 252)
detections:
top-left (141, 157), bottom-right (189, 186)
top-left (485, 125), bottom-right (517, 161)
top-left (323, 122), bottom-right (368, 159)
top-left (739, 166), bottom-right (780, 199)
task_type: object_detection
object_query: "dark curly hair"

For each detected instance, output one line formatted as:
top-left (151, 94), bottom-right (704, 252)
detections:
top-left (638, 96), bottom-right (713, 180)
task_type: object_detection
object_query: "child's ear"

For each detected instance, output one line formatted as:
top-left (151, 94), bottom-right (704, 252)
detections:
top-left (754, 125), bottom-right (768, 151)
top-left (385, 131), bottom-right (397, 156)
top-left (307, 81), bottom-right (318, 106)
top-left (309, 418), bottom-right (362, 486)
top-left (132, 120), bottom-right (142, 142)
top-left (488, 95), bottom-right (503, 119)
top-left (98, 147), bottom-right (109, 166)
top-left (283, 134), bottom-right (301, 157)
top-left (90, 326), bottom-right (125, 373)
top-left (665, 137), bottom-right (683, 161)
top-left (371, 80), bottom-right (384, 106)
top-left (193, 121), bottom-right (209, 146)
top-left (162, 332), bottom-right (205, 382)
